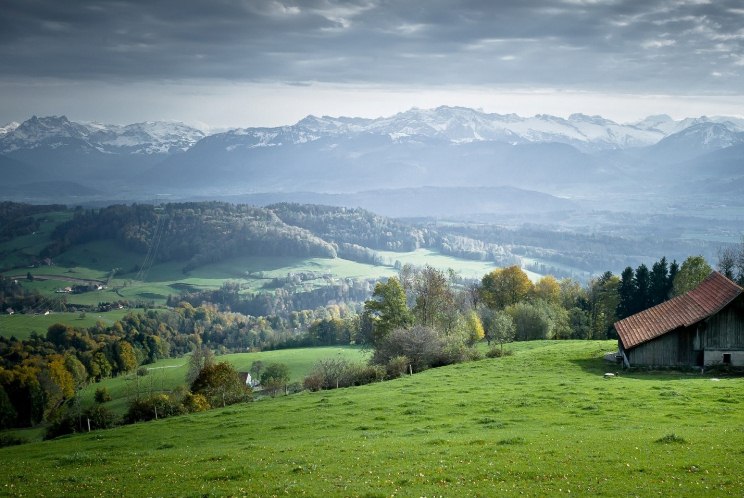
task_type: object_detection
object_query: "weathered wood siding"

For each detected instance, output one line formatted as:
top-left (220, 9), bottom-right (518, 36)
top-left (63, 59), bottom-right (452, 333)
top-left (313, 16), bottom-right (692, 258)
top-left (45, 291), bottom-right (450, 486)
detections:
top-left (704, 299), bottom-right (744, 350)
top-left (626, 326), bottom-right (697, 367)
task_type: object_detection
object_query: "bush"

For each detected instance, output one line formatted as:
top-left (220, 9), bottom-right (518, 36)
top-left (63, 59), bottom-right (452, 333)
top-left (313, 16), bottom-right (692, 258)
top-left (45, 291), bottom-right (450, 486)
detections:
top-left (386, 355), bottom-right (410, 379)
top-left (125, 394), bottom-right (186, 423)
top-left (137, 366), bottom-right (149, 377)
top-left (486, 347), bottom-right (514, 358)
top-left (85, 404), bottom-right (117, 430)
top-left (0, 433), bottom-right (27, 448)
top-left (302, 372), bottom-right (324, 392)
top-left (182, 393), bottom-right (210, 413)
top-left (372, 326), bottom-right (443, 373)
top-left (94, 387), bottom-right (112, 403)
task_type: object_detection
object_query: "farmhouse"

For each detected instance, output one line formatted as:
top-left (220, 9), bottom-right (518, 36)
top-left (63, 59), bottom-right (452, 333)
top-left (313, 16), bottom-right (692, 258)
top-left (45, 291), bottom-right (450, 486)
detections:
top-left (615, 272), bottom-right (744, 368)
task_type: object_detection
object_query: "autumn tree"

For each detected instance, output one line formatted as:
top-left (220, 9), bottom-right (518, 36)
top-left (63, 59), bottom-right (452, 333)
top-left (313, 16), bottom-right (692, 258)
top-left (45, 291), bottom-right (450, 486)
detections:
top-left (533, 275), bottom-right (560, 304)
top-left (480, 266), bottom-right (533, 310)
top-left (463, 310), bottom-right (485, 346)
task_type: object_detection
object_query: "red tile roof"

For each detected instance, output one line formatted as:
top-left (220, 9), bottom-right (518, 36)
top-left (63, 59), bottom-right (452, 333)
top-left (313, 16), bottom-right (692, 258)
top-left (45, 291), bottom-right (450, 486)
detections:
top-left (615, 272), bottom-right (743, 350)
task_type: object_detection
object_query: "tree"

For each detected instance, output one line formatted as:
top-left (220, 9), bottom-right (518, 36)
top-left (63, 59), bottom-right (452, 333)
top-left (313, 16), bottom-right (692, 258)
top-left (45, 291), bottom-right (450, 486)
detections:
top-left (533, 275), bottom-right (560, 304)
top-left (480, 266), bottom-right (533, 310)
top-left (649, 257), bottom-right (670, 306)
top-left (481, 309), bottom-right (515, 351)
top-left (249, 360), bottom-right (264, 381)
top-left (260, 363), bottom-right (290, 396)
top-left (616, 267), bottom-right (635, 320)
top-left (672, 256), bottom-right (712, 296)
top-left (587, 272), bottom-right (619, 340)
top-left (507, 301), bottom-right (552, 341)
top-left (632, 264), bottom-right (651, 313)
top-left (191, 362), bottom-right (250, 407)
top-left (409, 266), bottom-right (457, 333)
top-left (185, 343), bottom-right (215, 385)
top-left (114, 340), bottom-right (138, 374)
top-left (463, 310), bottom-right (485, 346)
top-left (363, 277), bottom-right (413, 345)
top-left (370, 326), bottom-right (443, 373)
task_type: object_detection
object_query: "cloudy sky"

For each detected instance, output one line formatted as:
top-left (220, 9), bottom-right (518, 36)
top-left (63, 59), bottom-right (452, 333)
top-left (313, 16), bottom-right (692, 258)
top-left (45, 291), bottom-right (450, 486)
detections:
top-left (1, 0), bottom-right (743, 129)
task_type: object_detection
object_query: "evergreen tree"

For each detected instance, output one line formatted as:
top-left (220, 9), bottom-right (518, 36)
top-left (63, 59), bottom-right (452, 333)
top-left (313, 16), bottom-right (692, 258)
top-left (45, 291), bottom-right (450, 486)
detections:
top-left (667, 260), bottom-right (679, 298)
top-left (633, 264), bottom-right (651, 313)
top-left (617, 267), bottom-right (635, 320)
top-left (649, 257), bottom-right (669, 306)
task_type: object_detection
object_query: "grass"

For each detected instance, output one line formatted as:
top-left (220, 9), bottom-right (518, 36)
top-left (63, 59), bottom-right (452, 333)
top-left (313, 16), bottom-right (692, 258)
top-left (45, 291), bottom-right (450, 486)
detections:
top-left (2, 340), bottom-right (743, 496)
top-left (77, 346), bottom-right (371, 416)
top-left (0, 310), bottom-right (131, 340)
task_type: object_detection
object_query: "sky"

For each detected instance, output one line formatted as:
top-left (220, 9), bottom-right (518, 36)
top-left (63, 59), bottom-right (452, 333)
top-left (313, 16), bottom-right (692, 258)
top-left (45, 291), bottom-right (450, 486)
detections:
top-left (1, 0), bottom-right (744, 130)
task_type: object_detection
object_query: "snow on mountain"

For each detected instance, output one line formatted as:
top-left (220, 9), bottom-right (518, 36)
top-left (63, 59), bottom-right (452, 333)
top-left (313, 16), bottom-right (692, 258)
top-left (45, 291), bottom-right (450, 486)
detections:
top-left (89, 121), bottom-right (206, 154)
top-left (0, 121), bottom-right (20, 137)
top-left (220, 106), bottom-right (666, 152)
top-left (0, 116), bottom-right (206, 155)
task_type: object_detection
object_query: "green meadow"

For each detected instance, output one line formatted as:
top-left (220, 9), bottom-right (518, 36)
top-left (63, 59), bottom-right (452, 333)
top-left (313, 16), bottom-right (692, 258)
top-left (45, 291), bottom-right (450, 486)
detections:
top-left (2, 341), bottom-right (743, 496)
top-left (76, 346), bottom-right (371, 416)
top-left (0, 310), bottom-right (131, 340)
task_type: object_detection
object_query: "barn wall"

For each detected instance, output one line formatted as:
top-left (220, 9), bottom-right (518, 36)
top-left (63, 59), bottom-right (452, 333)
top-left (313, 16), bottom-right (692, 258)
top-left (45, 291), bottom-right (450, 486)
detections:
top-left (627, 326), bottom-right (696, 367)
top-left (704, 299), bottom-right (744, 350)
top-left (704, 350), bottom-right (744, 367)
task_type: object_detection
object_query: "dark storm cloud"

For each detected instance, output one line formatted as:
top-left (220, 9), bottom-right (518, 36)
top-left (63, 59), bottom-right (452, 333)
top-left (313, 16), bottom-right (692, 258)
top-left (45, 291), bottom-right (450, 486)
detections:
top-left (1, 0), bottom-right (743, 94)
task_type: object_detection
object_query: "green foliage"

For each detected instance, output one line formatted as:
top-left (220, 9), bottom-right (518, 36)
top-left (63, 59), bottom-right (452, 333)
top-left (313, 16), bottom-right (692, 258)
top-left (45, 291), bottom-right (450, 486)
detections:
top-left (125, 393), bottom-right (186, 424)
top-left (480, 308), bottom-right (515, 349)
top-left (94, 387), bottom-right (112, 403)
top-left (371, 326), bottom-right (442, 373)
top-left (191, 362), bottom-right (251, 408)
top-left (673, 256), bottom-right (713, 296)
top-left (260, 363), bottom-right (290, 396)
top-left (363, 277), bottom-right (413, 345)
top-left (485, 346), bottom-right (513, 358)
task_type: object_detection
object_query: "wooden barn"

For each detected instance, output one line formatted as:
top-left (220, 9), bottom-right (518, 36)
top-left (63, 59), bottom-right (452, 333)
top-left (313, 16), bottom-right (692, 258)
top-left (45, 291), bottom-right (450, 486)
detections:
top-left (614, 272), bottom-right (744, 368)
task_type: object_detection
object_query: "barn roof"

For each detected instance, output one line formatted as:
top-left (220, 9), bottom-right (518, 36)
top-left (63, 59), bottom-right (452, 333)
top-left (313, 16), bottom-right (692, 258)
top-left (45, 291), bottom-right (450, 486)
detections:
top-left (615, 271), bottom-right (743, 350)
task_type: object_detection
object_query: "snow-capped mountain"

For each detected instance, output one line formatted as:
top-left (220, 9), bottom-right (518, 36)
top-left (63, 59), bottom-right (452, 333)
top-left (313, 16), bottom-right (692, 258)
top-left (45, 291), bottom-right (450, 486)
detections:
top-left (0, 115), bottom-right (205, 155)
top-left (220, 106), bottom-right (666, 152)
top-left (3, 107), bottom-right (744, 202)
top-left (0, 121), bottom-right (20, 137)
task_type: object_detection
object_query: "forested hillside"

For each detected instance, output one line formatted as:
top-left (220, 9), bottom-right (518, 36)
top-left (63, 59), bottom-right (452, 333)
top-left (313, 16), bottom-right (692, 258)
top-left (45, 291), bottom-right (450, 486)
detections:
top-left (42, 203), bottom-right (337, 271)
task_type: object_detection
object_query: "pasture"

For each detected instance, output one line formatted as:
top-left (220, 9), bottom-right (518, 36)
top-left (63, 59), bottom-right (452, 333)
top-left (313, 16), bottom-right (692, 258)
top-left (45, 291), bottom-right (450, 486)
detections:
top-left (2, 340), bottom-right (743, 496)
top-left (0, 310), bottom-right (131, 340)
top-left (76, 346), bottom-right (371, 416)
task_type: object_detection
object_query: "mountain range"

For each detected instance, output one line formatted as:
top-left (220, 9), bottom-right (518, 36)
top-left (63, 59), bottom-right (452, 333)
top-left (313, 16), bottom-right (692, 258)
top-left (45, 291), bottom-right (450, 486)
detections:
top-left (1, 107), bottom-right (743, 217)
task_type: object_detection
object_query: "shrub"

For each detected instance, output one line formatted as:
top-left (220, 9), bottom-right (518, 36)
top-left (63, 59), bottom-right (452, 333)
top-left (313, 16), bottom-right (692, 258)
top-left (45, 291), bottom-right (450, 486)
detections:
top-left (0, 433), bottom-right (26, 448)
top-left (386, 355), bottom-right (410, 379)
top-left (302, 372), bottom-right (324, 392)
top-left (372, 326), bottom-right (443, 373)
top-left (182, 393), bottom-right (210, 413)
top-left (125, 394), bottom-right (186, 423)
top-left (136, 366), bottom-right (149, 377)
top-left (94, 387), bottom-right (112, 403)
top-left (486, 347), bottom-right (513, 358)
top-left (85, 404), bottom-right (117, 430)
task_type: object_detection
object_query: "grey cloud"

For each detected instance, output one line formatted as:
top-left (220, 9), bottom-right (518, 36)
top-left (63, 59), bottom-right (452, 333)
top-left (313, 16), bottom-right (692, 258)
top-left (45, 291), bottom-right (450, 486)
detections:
top-left (0, 0), bottom-right (742, 94)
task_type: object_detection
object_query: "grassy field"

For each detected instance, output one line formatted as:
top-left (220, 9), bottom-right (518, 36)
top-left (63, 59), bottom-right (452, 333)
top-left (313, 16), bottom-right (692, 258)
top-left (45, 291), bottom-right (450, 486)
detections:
top-left (2, 340), bottom-right (743, 496)
top-left (0, 310), bottom-right (131, 340)
top-left (76, 346), bottom-right (371, 416)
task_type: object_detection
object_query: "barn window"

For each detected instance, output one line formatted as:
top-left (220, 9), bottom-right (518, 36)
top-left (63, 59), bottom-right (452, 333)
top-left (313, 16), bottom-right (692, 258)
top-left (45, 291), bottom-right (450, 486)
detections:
top-left (723, 353), bottom-right (732, 365)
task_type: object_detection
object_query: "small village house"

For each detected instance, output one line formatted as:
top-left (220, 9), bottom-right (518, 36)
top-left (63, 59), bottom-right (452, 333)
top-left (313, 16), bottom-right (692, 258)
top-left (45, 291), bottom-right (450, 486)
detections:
top-left (614, 272), bottom-right (744, 368)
